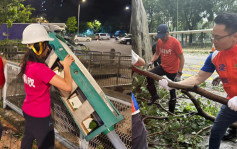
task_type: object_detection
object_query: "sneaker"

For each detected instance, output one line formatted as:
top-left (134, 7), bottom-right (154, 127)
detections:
top-left (223, 128), bottom-right (236, 140)
top-left (148, 94), bottom-right (160, 105)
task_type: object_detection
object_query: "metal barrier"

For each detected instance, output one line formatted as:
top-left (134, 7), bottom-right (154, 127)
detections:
top-left (73, 50), bottom-right (131, 87)
top-left (1, 49), bottom-right (132, 88)
top-left (3, 61), bottom-right (131, 148)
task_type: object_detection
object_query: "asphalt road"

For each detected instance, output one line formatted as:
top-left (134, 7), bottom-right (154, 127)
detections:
top-left (183, 53), bottom-right (219, 82)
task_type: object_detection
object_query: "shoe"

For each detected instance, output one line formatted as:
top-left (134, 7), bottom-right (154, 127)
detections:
top-left (223, 128), bottom-right (236, 140)
top-left (148, 94), bottom-right (159, 105)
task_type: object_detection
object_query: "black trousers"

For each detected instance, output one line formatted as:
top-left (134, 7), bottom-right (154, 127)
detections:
top-left (0, 123), bottom-right (2, 140)
top-left (147, 65), bottom-right (177, 98)
top-left (147, 65), bottom-right (177, 112)
top-left (132, 113), bottom-right (148, 149)
top-left (21, 112), bottom-right (55, 149)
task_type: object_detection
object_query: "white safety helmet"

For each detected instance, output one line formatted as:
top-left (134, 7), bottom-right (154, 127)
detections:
top-left (22, 24), bottom-right (54, 44)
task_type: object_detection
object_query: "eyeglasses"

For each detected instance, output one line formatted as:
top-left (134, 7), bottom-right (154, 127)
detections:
top-left (211, 32), bottom-right (236, 42)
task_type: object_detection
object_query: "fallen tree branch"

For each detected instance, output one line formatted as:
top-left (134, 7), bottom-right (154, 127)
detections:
top-left (132, 66), bottom-right (228, 105)
top-left (143, 112), bottom-right (196, 121)
top-left (154, 102), bottom-right (175, 116)
top-left (133, 66), bottom-right (237, 128)
top-left (195, 125), bottom-right (212, 137)
top-left (181, 90), bottom-right (215, 122)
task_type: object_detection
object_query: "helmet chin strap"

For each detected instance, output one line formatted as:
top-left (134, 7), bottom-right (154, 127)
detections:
top-left (30, 42), bottom-right (43, 55)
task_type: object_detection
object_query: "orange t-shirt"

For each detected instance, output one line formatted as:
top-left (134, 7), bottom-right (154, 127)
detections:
top-left (156, 37), bottom-right (183, 73)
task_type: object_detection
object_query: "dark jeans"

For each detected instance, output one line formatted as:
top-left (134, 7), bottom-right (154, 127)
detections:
top-left (146, 65), bottom-right (177, 112)
top-left (209, 105), bottom-right (237, 149)
top-left (147, 65), bottom-right (177, 98)
top-left (21, 112), bottom-right (55, 149)
top-left (132, 113), bottom-right (148, 149)
top-left (0, 123), bottom-right (2, 140)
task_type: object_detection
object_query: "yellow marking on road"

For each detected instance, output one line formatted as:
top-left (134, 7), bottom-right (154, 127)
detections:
top-left (183, 68), bottom-right (199, 72)
top-left (191, 65), bottom-right (202, 68)
top-left (183, 74), bottom-right (192, 77)
top-left (199, 62), bottom-right (204, 65)
top-left (183, 73), bottom-right (213, 81)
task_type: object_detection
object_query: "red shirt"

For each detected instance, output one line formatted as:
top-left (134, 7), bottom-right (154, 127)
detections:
top-left (156, 37), bottom-right (183, 73)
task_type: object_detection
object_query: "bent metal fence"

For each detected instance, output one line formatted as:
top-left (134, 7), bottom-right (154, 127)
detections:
top-left (3, 61), bottom-right (131, 149)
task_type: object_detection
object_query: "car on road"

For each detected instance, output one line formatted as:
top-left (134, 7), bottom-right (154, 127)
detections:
top-left (64, 37), bottom-right (89, 51)
top-left (95, 33), bottom-right (110, 40)
top-left (119, 34), bottom-right (132, 45)
top-left (74, 35), bottom-right (92, 43)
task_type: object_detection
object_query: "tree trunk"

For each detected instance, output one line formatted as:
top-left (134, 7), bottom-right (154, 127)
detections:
top-left (131, 0), bottom-right (152, 62)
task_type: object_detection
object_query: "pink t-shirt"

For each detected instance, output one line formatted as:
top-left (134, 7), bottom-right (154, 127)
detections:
top-left (22, 61), bottom-right (56, 118)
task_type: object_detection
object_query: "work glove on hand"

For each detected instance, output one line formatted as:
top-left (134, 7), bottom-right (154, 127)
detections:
top-left (174, 72), bottom-right (182, 82)
top-left (158, 79), bottom-right (173, 90)
top-left (212, 77), bottom-right (221, 86)
top-left (228, 96), bottom-right (237, 111)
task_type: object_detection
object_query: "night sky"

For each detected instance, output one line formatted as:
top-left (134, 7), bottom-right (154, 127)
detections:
top-left (24, 0), bottom-right (131, 32)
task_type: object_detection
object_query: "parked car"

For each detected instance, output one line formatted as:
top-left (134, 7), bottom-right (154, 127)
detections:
top-left (119, 35), bottom-right (132, 45)
top-left (64, 37), bottom-right (89, 51)
top-left (95, 33), bottom-right (110, 40)
top-left (114, 30), bottom-right (127, 38)
top-left (115, 33), bottom-right (127, 40)
top-left (74, 35), bottom-right (92, 43)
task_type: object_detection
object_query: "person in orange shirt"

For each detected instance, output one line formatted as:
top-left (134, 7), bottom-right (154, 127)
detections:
top-left (159, 13), bottom-right (237, 148)
top-left (146, 24), bottom-right (185, 113)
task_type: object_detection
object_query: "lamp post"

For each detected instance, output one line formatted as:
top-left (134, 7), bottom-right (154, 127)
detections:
top-left (77, 0), bottom-right (86, 35)
top-left (177, 0), bottom-right (178, 31)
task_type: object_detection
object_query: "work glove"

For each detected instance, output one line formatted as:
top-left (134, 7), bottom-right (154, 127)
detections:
top-left (174, 72), bottom-right (182, 82)
top-left (212, 77), bottom-right (221, 86)
top-left (228, 96), bottom-right (237, 111)
top-left (158, 79), bottom-right (173, 90)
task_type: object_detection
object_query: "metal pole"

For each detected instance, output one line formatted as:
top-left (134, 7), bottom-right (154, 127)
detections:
top-left (177, 0), bottom-right (178, 31)
top-left (78, 3), bottom-right (80, 35)
top-left (106, 130), bottom-right (127, 149)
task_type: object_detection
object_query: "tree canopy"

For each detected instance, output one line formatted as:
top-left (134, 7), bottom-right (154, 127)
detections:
top-left (0, 0), bottom-right (35, 28)
top-left (87, 20), bottom-right (101, 33)
top-left (66, 16), bottom-right (77, 33)
top-left (143, 0), bottom-right (237, 32)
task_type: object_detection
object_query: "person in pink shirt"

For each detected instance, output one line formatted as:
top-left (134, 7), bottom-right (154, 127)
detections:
top-left (18, 24), bottom-right (74, 149)
top-left (0, 56), bottom-right (5, 140)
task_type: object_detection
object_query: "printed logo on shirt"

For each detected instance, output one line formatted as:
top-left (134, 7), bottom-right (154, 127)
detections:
top-left (160, 48), bottom-right (172, 55)
top-left (235, 64), bottom-right (237, 68)
top-left (23, 74), bottom-right (35, 88)
top-left (218, 64), bottom-right (226, 71)
top-left (220, 78), bottom-right (228, 84)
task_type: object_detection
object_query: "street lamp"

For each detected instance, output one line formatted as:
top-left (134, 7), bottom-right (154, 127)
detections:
top-left (125, 6), bottom-right (129, 10)
top-left (177, 0), bottom-right (178, 31)
top-left (77, 0), bottom-right (86, 35)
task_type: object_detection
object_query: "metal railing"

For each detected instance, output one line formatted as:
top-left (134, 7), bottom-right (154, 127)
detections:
top-left (1, 49), bottom-right (132, 88)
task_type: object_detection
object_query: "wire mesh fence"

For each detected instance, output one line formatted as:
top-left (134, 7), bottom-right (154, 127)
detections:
top-left (74, 50), bottom-right (132, 87)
